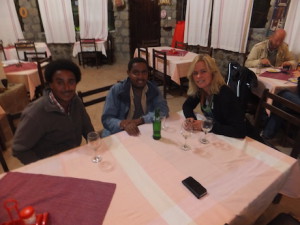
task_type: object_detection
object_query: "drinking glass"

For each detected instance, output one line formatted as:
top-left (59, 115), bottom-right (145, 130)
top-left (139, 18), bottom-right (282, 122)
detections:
top-left (161, 115), bottom-right (168, 130)
top-left (87, 131), bottom-right (101, 163)
top-left (180, 119), bottom-right (193, 151)
top-left (200, 117), bottom-right (213, 144)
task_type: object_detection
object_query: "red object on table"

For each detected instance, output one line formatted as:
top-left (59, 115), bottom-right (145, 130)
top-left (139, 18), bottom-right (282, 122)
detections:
top-left (3, 63), bottom-right (37, 73)
top-left (260, 71), bottom-right (293, 81)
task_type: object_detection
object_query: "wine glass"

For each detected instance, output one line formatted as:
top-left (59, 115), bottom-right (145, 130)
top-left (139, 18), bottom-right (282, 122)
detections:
top-left (200, 117), bottom-right (213, 144)
top-left (87, 131), bottom-right (101, 163)
top-left (160, 115), bottom-right (168, 130)
top-left (180, 119), bottom-right (193, 151)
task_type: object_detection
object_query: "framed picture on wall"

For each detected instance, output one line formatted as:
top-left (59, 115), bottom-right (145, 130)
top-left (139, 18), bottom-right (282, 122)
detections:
top-left (268, 0), bottom-right (290, 36)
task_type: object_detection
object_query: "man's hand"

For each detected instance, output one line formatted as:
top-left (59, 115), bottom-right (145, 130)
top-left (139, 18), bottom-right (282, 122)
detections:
top-left (120, 118), bottom-right (144, 136)
top-left (260, 58), bottom-right (271, 66)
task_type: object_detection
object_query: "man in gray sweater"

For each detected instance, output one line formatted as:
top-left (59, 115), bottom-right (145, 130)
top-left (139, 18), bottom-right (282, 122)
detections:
top-left (13, 59), bottom-right (94, 164)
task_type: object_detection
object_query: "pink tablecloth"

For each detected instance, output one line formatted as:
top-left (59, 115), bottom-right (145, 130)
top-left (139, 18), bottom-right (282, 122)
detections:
top-left (3, 63), bottom-right (37, 73)
top-left (0, 172), bottom-right (116, 225)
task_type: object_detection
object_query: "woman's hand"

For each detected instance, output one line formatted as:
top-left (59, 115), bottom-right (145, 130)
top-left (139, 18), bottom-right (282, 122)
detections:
top-left (186, 117), bottom-right (203, 131)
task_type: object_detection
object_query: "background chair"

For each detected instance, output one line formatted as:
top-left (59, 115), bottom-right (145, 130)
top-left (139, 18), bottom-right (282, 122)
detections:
top-left (152, 49), bottom-right (168, 99)
top-left (174, 41), bottom-right (187, 50)
top-left (79, 38), bottom-right (98, 68)
top-left (254, 89), bottom-right (300, 159)
top-left (24, 51), bottom-right (47, 62)
top-left (78, 85), bottom-right (113, 107)
top-left (0, 40), bottom-right (7, 60)
top-left (34, 56), bottom-right (53, 98)
top-left (15, 41), bottom-right (36, 60)
top-left (267, 213), bottom-right (300, 225)
top-left (137, 47), bottom-right (152, 79)
top-left (7, 112), bottom-right (22, 134)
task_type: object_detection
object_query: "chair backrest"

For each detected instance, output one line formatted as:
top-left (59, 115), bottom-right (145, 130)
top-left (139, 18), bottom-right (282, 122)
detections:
top-left (33, 56), bottom-right (52, 99)
top-left (175, 41), bottom-right (187, 50)
top-left (141, 39), bottom-right (160, 48)
top-left (15, 41), bottom-right (36, 60)
top-left (79, 38), bottom-right (97, 52)
top-left (152, 49), bottom-right (167, 98)
top-left (24, 51), bottom-right (47, 62)
top-left (197, 45), bottom-right (213, 56)
top-left (137, 47), bottom-right (149, 65)
top-left (7, 112), bottom-right (22, 134)
top-left (0, 125), bottom-right (9, 172)
top-left (106, 34), bottom-right (114, 64)
top-left (226, 61), bottom-right (258, 111)
top-left (0, 40), bottom-right (6, 60)
top-left (78, 85), bottom-right (113, 107)
top-left (254, 89), bottom-right (300, 158)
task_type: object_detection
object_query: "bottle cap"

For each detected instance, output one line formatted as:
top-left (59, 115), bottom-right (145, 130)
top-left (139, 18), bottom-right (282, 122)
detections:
top-left (19, 206), bottom-right (35, 219)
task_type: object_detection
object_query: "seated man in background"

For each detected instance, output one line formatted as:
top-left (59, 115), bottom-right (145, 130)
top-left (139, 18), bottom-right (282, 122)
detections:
top-left (101, 57), bottom-right (169, 137)
top-left (245, 29), bottom-right (296, 68)
top-left (13, 59), bottom-right (94, 164)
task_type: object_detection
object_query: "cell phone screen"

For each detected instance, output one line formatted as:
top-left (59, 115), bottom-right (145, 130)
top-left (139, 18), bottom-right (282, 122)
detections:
top-left (182, 176), bottom-right (207, 199)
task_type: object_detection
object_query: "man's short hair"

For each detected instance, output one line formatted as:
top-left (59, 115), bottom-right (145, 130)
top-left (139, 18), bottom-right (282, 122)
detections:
top-left (44, 59), bottom-right (81, 83)
top-left (128, 57), bottom-right (148, 71)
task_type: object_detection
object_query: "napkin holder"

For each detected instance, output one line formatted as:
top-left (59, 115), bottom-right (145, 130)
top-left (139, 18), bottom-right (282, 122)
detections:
top-left (2, 199), bottom-right (49, 225)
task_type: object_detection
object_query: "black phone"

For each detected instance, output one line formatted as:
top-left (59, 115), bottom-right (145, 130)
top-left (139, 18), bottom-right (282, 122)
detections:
top-left (182, 176), bottom-right (207, 199)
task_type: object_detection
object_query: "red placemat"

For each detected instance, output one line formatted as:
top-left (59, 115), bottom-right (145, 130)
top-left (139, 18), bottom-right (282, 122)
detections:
top-left (260, 71), bottom-right (293, 81)
top-left (0, 172), bottom-right (116, 225)
top-left (161, 49), bottom-right (188, 56)
top-left (4, 63), bottom-right (37, 73)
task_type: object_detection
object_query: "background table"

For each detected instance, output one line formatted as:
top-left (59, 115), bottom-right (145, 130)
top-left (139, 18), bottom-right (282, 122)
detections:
top-left (1, 42), bottom-right (51, 61)
top-left (2, 112), bottom-right (299, 225)
top-left (134, 46), bottom-right (198, 85)
top-left (250, 67), bottom-right (297, 97)
top-left (4, 62), bottom-right (40, 100)
top-left (72, 39), bottom-right (107, 57)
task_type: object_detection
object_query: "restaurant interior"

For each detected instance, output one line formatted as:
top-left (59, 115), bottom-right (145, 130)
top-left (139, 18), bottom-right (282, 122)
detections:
top-left (0, 0), bottom-right (300, 225)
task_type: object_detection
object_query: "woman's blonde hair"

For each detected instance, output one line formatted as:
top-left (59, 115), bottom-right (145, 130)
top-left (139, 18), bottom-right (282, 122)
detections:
top-left (187, 54), bottom-right (225, 96)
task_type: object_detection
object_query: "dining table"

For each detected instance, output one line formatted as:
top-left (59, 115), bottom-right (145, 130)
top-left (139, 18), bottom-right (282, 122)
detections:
top-left (1, 42), bottom-right (51, 61)
top-left (134, 46), bottom-right (199, 85)
top-left (0, 112), bottom-right (299, 225)
top-left (250, 67), bottom-right (297, 97)
top-left (72, 39), bottom-right (107, 57)
top-left (3, 61), bottom-right (40, 100)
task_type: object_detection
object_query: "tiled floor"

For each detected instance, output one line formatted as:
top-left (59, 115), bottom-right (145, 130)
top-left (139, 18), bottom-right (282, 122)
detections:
top-left (1, 59), bottom-right (299, 224)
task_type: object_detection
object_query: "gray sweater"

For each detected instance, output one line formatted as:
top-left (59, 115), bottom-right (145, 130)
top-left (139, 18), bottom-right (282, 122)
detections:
top-left (13, 93), bottom-right (94, 164)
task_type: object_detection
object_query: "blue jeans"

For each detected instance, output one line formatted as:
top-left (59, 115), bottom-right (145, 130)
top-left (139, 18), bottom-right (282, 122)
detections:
top-left (263, 90), bottom-right (300, 139)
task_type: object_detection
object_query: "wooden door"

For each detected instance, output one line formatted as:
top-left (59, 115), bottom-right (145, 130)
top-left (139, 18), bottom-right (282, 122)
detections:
top-left (129, 0), bottom-right (161, 56)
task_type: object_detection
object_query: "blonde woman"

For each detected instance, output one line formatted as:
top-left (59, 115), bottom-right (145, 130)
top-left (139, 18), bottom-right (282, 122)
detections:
top-left (182, 54), bottom-right (246, 138)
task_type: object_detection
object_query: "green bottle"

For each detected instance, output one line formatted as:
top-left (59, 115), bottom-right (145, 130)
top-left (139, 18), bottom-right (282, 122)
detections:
top-left (153, 108), bottom-right (161, 140)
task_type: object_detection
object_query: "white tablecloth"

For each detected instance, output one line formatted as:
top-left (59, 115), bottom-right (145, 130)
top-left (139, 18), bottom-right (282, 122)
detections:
top-left (134, 46), bottom-right (199, 85)
top-left (72, 40), bottom-right (107, 57)
top-left (2, 112), bottom-right (299, 225)
top-left (1, 42), bottom-right (51, 61)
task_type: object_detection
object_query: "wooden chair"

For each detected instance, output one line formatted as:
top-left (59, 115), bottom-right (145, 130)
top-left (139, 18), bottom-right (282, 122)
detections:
top-left (35, 56), bottom-right (52, 98)
top-left (141, 39), bottom-right (160, 47)
top-left (78, 85), bottom-right (113, 107)
top-left (0, 130), bottom-right (9, 172)
top-left (7, 112), bottom-right (22, 134)
top-left (0, 40), bottom-right (7, 60)
top-left (254, 89), bottom-right (300, 159)
top-left (174, 41), bottom-right (187, 50)
top-left (152, 49), bottom-right (168, 99)
top-left (197, 45), bottom-right (213, 56)
top-left (15, 41), bottom-right (36, 60)
top-left (106, 34), bottom-right (114, 64)
top-left (24, 51), bottom-right (47, 62)
top-left (267, 213), bottom-right (300, 225)
top-left (137, 47), bottom-right (152, 79)
top-left (79, 38), bottom-right (98, 68)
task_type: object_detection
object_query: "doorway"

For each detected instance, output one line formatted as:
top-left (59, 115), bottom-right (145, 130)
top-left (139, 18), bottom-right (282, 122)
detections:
top-left (128, 0), bottom-right (161, 57)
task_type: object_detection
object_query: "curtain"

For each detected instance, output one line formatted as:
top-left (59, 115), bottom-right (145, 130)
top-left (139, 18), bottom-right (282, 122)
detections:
top-left (184, 0), bottom-right (212, 46)
top-left (211, 0), bottom-right (253, 53)
top-left (79, 0), bottom-right (108, 40)
top-left (38, 0), bottom-right (75, 43)
top-left (0, 0), bottom-right (24, 46)
top-left (284, 0), bottom-right (300, 58)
